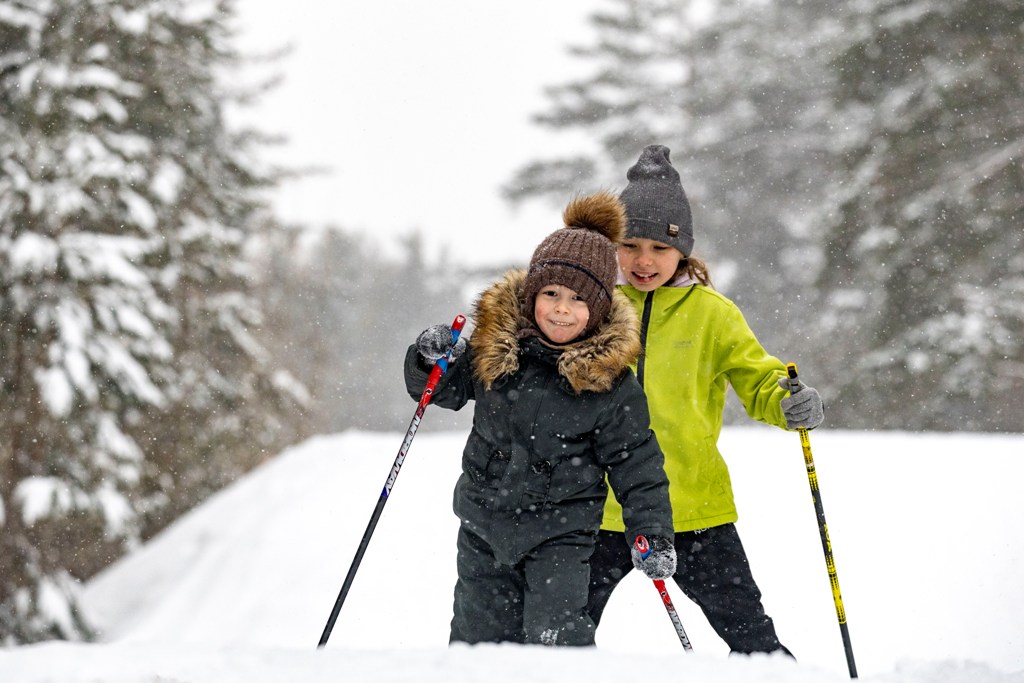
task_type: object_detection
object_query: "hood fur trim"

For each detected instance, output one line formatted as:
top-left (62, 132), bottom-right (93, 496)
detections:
top-left (469, 270), bottom-right (641, 394)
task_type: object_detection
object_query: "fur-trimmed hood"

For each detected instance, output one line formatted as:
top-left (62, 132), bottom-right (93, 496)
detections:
top-left (469, 269), bottom-right (641, 394)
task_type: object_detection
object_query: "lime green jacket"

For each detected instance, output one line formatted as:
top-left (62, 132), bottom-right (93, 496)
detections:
top-left (602, 283), bottom-right (790, 533)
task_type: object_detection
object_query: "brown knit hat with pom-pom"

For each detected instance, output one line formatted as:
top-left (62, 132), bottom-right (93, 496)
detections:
top-left (523, 191), bottom-right (626, 336)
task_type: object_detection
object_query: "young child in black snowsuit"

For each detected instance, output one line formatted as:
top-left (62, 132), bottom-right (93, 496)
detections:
top-left (405, 191), bottom-right (676, 647)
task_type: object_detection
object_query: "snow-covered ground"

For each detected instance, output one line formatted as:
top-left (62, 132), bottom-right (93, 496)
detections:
top-left (2, 427), bottom-right (1022, 682)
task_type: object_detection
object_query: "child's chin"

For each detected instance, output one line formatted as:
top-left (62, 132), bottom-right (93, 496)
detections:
top-left (544, 328), bottom-right (581, 344)
top-left (630, 278), bottom-right (659, 290)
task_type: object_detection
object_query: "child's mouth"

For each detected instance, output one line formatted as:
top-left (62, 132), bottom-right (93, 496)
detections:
top-left (631, 272), bottom-right (659, 284)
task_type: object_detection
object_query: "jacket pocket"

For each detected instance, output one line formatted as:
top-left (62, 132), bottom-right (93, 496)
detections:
top-left (485, 449), bottom-right (512, 486)
top-left (466, 448), bottom-right (511, 488)
top-left (524, 458), bottom-right (553, 496)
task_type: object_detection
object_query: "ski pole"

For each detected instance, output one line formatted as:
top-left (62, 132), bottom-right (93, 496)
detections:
top-left (786, 363), bottom-right (857, 678)
top-left (317, 314), bottom-right (467, 649)
top-left (635, 536), bottom-right (693, 652)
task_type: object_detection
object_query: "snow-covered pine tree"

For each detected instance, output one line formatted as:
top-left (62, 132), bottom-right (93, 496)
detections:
top-left (111, 1), bottom-right (308, 540)
top-left (0, 0), bottom-right (304, 642)
top-left (0, 0), bottom-right (178, 642)
top-left (502, 0), bottom-right (694, 204)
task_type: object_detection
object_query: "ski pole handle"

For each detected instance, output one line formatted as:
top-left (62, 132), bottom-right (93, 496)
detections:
top-left (416, 315), bottom-right (466, 411)
top-left (635, 534), bottom-right (651, 558)
top-left (635, 536), bottom-right (693, 652)
top-left (786, 362), bottom-right (801, 394)
top-left (435, 315), bottom-right (467, 374)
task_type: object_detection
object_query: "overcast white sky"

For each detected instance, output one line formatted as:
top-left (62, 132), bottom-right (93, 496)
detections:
top-left (234, 1), bottom-right (605, 267)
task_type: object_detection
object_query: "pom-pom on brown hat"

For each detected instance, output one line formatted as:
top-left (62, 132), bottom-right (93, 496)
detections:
top-left (523, 191), bottom-right (626, 336)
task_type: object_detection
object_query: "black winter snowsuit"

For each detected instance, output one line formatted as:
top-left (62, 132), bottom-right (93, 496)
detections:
top-left (404, 270), bottom-right (673, 646)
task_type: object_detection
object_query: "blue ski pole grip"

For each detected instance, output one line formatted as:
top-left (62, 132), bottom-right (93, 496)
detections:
top-left (436, 314), bottom-right (467, 373)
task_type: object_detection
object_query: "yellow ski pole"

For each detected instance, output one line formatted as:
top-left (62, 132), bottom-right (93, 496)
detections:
top-left (786, 363), bottom-right (858, 678)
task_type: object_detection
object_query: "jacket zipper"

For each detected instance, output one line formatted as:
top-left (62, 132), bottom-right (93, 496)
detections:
top-left (636, 285), bottom-right (696, 389)
top-left (637, 291), bottom-right (655, 387)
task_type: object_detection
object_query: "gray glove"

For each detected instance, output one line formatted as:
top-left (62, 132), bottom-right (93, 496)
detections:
top-left (778, 377), bottom-right (824, 430)
top-left (631, 535), bottom-right (677, 580)
top-left (415, 324), bottom-right (466, 363)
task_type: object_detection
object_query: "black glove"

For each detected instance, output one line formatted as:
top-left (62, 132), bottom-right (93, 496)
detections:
top-left (416, 324), bottom-right (466, 363)
top-left (778, 377), bottom-right (825, 430)
top-left (631, 535), bottom-right (677, 580)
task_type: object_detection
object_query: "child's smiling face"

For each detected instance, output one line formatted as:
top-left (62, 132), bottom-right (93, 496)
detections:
top-left (617, 237), bottom-right (685, 291)
top-left (534, 284), bottom-right (590, 344)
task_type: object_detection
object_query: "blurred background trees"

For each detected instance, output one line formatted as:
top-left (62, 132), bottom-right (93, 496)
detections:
top-left (0, 0), bottom-right (1020, 644)
top-left (808, 0), bottom-right (1024, 430)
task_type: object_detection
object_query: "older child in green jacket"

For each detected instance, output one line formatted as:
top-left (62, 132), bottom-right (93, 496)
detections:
top-left (587, 145), bottom-right (825, 655)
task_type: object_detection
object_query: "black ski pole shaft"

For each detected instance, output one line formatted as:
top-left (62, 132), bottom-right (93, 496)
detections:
top-left (635, 536), bottom-right (693, 652)
top-left (316, 314), bottom-right (466, 649)
top-left (786, 363), bottom-right (858, 678)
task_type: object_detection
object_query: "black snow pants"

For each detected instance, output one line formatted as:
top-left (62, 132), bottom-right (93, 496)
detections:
top-left (450, 524), bottom-right (597, 646)
top-left (587, 524), bottom-right (792, 656)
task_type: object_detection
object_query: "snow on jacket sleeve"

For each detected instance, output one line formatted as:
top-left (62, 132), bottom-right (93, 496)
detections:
top-left (403, 343), bottom-right (476, 411)
top-left (592, 370), bottom-right (674, 543)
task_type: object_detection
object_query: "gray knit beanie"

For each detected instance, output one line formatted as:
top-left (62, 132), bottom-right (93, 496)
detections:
top-left (619, 144), bottom-right (694, 256)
